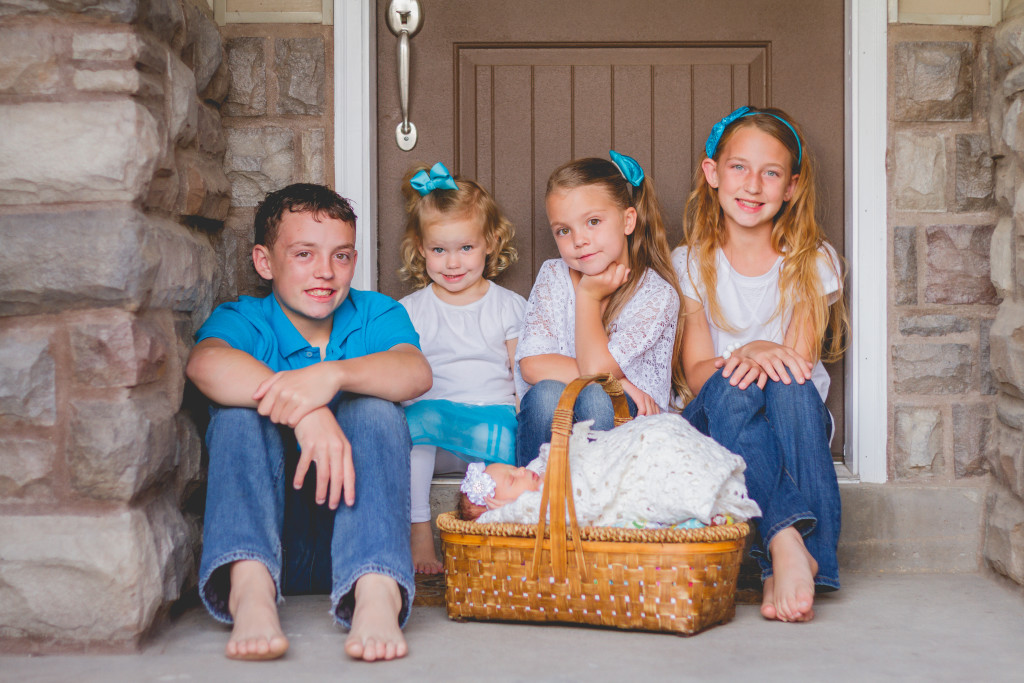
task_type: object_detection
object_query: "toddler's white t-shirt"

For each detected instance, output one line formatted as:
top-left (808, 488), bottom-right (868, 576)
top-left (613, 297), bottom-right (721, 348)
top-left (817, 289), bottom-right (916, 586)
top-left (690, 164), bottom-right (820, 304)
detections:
top-left (400, 281), bottom-right (526, 406)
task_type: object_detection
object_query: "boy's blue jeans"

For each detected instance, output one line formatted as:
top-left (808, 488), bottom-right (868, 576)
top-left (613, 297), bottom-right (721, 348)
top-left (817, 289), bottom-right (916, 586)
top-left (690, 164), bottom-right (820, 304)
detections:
top-left (516, 379), bottom-right (638, 467)
top-left (198, 395), bottom-right (414, 627)
top-left (681, 370), bottom-right (840, 591)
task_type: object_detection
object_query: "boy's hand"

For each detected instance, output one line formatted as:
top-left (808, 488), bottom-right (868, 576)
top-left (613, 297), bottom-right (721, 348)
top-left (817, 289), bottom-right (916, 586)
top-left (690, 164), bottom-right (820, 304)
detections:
top-left (619, 377), bottom-right (660, 416)
top-left (254, 364), bottom-right (341, 427)
top-left (293, 406), bottom-right (355, 509)
top-left (577, 262), bottom-right (629, 303)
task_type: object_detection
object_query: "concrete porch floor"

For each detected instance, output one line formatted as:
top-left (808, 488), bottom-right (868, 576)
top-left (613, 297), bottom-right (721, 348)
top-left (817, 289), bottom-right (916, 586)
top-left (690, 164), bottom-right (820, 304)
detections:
top-left (3, 572), bottom-right (1023, 682)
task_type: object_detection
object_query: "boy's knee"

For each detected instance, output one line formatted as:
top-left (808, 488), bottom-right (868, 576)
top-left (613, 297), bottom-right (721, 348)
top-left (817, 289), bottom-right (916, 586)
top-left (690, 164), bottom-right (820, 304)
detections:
top-left (339, 396), bottom-right (408, 438)
top-left (210, 404), bottom-right (261, 424)
top-left (340, 395), bottom-right (403, 421)
top-left (208, 405), bottom-right (270, 440)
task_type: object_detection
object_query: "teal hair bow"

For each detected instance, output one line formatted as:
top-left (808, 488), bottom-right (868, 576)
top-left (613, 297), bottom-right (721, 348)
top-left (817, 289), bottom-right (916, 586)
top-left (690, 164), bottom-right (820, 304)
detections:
top-left (609, 150), bottom-right (644, 187)
top-left (704, 106), bottom-right (802, 165)
top-left (410, 162), bottom-right (459, 196)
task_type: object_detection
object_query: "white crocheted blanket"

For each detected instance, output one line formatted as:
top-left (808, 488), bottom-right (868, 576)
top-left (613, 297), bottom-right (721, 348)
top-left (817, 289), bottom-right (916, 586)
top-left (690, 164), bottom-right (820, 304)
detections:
top-left (477, 414), bottom-right (761, 527)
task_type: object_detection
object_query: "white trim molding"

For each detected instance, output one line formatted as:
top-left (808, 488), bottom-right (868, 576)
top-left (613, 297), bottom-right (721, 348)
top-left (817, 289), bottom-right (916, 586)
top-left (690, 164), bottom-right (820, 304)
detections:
top-left (213, 0), bottom-right (334, 25)
top-left (334, 0), bottom-right (377, 290)
top-left (888, 0), bottom-right (1002, 26)
top-left (846, 0), bottom-right (888, 483)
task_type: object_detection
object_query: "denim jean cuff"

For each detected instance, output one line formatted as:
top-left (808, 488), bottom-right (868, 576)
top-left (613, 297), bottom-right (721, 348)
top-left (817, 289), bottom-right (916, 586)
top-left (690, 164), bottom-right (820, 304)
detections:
top-left (761, 511), bottom-right (816, 550)
top-left (750, 511), bottom-right (816, 577)
top-left (330, 564), bottom-right (414, 629)
top-left (199, 551), bottom-right (283, 624)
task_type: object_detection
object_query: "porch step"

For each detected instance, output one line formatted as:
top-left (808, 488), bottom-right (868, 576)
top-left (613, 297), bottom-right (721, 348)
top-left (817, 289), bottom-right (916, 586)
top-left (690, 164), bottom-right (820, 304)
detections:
top-left (427, 480), bottom-right (986, 574)
top-left (838, 483), bottom-right (984, 573)
top-left (427, 476), bottom-right (463, 528)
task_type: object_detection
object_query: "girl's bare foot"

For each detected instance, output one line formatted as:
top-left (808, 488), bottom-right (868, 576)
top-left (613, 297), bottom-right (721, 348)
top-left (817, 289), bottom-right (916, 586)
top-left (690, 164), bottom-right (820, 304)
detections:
top-left (411, 521), bottom-right (443, 574)
top-left (226, 560), bottom-right (289, 660)
top-left (344, 573), bottom-right (408, 662)
top-left (760, 576), bottom-right (778, 620)
top-left (763, 527), bottom-right (818, 622)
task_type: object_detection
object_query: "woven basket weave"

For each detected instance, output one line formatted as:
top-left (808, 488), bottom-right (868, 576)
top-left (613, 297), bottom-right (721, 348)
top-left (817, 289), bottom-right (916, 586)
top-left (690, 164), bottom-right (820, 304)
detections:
top-left (438, 374), bottom-right (749, 636)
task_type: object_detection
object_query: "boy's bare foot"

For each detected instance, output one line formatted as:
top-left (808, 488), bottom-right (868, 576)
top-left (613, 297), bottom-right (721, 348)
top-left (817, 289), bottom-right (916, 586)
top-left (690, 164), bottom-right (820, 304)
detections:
top-left (411, 521), bottom-right (443, 574)
top-left (226, 560), bottom-right (289, 660)
top-left (762, 526), bottom-right (818, 622)
top-left (344, 573), bottom-right (408, 662)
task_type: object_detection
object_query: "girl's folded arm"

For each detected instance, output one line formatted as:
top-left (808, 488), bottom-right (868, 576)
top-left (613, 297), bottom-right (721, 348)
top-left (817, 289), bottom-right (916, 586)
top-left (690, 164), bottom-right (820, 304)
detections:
top-left (783, 301), bottom-right (818, 365)
top-left (680, 295), bottom-right (722, 395)
top-left (743, 299), bottom-right (816, 385)
top-left (604, 275), bottom-right (680, 371)
top-left (519, 353), bottom-right (580, 385)
top-left (573, 291), bottom-right (622, 377)
top-left (726, 302), bottom-right (819, 388)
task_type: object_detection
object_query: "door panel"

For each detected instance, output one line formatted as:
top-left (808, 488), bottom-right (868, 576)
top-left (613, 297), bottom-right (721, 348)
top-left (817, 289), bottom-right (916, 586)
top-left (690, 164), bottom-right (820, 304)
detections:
top-left (454, 45), bottom-right (769, 290)
top-left (375, 0), bottom-right (846, 457)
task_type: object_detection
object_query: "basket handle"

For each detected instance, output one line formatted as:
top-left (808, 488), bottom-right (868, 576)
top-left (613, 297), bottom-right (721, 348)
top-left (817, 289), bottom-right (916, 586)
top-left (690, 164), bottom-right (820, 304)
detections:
top-left (529, 373), bottom-right (631, 583)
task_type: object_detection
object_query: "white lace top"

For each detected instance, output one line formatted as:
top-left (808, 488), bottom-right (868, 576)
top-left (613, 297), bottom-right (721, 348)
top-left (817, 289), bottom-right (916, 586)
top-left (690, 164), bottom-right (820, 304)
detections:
top-left (514, 259), bottom-right (679, 410)
top-left (476, 414), bottom-right (761, 526)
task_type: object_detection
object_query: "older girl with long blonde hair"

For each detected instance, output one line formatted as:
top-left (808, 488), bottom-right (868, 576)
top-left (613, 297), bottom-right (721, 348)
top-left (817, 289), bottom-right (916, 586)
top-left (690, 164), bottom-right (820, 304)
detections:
top-left (674, 106), bottom-right (849, 624)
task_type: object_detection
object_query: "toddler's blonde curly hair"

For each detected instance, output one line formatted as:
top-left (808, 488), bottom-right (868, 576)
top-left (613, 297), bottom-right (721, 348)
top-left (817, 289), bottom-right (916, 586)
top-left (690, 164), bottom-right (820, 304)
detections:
top-left (398, 164), bottom-right (518, 289)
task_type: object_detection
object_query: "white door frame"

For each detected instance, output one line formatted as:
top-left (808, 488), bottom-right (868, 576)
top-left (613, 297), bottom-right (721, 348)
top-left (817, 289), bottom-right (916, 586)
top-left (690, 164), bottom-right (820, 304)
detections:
top-left (334, 0), bottom-right (889, 483)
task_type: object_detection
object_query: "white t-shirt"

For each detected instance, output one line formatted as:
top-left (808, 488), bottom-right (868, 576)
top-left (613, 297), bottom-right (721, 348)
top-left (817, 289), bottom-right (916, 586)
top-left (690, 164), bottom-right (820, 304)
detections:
top-left (672, 244), bottom-right (841, 402)
top-left (515, 259), bottom-right (680, 411)
top-left (400, 281), bottom-right (526, 406)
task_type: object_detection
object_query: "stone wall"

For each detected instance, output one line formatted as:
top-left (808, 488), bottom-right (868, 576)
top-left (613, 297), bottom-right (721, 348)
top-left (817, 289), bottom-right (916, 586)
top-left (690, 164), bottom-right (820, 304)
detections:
top-left (888, 25), bottom-right (999, 489)
top-left (0, 0), bottom-right (231, 649)
top-left (986, 3), bottom-right (1024, 588)
top-left (219, 22), bottom-right (333, 297)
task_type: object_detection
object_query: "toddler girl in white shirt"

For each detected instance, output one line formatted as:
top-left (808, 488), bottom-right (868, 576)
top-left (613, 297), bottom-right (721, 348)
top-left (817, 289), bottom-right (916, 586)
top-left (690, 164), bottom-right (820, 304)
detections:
top-left (398, 162), bottom-right (526, 573)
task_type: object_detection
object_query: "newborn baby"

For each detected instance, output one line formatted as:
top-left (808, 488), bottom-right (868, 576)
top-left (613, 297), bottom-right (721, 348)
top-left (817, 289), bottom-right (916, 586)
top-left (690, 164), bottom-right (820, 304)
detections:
top-left (459, 413), bottom-right (761, 527)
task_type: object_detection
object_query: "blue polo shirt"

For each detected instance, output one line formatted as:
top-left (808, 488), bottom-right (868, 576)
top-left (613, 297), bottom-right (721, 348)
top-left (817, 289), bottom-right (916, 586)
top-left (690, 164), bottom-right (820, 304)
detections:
top-left (196, 290), bottom-right (420, 371)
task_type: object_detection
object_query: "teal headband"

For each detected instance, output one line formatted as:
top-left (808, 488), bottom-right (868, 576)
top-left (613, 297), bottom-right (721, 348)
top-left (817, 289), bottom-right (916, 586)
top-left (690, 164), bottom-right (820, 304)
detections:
top-left (704, 106), bottom-right (802, 165)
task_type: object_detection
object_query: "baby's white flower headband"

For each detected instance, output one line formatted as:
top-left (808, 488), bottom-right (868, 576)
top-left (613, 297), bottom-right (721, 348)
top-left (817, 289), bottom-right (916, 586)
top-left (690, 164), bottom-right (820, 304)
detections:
top-left (460, 462), bottom-right (495, 506)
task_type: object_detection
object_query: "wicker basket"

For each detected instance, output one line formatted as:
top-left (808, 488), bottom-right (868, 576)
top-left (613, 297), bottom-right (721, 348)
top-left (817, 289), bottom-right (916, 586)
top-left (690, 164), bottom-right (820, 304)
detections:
top-left (437, 374), bottom-right (750, 636)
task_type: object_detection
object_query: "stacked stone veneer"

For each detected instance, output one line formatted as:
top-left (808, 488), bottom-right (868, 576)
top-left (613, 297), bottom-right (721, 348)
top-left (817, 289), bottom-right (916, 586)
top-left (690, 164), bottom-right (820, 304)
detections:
top-left (0, 0), bottom-right (231, 648)
top-left (888, 26), bottom-right (998, 489)
top-left (220, 22), bottom-right (333, 297)
top-left (986, 5), bottom-right (1024, 588)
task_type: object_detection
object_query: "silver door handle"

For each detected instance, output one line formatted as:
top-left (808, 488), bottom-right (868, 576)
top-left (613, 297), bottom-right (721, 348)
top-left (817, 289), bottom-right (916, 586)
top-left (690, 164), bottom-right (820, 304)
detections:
top-left (386, 0), bottom-right (423, 151)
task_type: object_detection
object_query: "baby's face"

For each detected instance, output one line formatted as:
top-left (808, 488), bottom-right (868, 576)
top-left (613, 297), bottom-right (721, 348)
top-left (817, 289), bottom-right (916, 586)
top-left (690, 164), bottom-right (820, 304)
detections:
top-left (485, 464), bottom-right (542, 507)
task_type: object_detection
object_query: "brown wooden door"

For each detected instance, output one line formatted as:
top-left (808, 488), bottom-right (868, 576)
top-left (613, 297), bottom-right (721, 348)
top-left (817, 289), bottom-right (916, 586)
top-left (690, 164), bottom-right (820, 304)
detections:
top-left (375, 0), bottom-right (846, 456)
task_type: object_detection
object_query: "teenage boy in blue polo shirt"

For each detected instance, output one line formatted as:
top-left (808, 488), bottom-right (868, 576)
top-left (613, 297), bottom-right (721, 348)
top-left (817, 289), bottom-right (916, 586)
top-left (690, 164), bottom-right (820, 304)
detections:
top-left (186, 184), bottom-right (431, 662)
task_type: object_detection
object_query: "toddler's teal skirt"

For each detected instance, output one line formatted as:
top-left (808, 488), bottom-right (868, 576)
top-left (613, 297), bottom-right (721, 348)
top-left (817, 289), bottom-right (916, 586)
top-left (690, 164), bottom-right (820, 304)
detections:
top-left (404, 399), bottom-right (516, 465)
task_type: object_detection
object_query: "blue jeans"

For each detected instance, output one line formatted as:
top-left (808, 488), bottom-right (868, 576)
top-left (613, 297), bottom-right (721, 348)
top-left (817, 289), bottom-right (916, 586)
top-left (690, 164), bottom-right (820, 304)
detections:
top-left (198, 395), bottom-right (414, 627)
top-left (681, 370), bottom-right (840, 590)
top-left (516, 379), bottom-right (637, 467)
